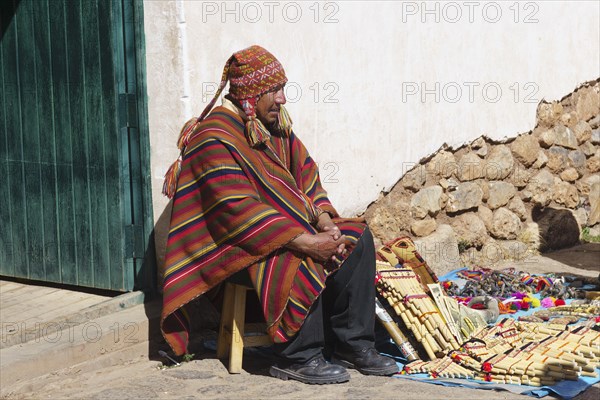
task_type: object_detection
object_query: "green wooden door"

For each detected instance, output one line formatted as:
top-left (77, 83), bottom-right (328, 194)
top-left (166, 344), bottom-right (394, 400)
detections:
top-left (0, 0), bottom-right (151, 291)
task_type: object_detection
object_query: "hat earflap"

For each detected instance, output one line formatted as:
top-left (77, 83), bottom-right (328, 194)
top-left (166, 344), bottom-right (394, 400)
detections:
top-left (240, 97), bottom-right (271, 147)
top-left (277, 105), bottom-right (293, 137)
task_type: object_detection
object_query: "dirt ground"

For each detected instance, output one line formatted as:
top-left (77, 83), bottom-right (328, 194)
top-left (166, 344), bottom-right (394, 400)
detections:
top-left (543, 243), bottom-right (600, 274)
top-left (2, 246), bottom-right (599, 400)
top-left (3, 345), bottom-right (599, 400)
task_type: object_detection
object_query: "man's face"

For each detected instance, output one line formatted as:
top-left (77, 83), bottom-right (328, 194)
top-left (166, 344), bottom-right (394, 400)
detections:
top-left (255, 84), bottom-right (286, 127)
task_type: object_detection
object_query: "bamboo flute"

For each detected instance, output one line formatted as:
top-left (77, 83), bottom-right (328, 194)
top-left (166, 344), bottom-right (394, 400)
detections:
top-left (412, 290), bottom-right (459, 348)
top-left (379, 279), bottom-right (438, 360)
top-left (393, 270), bottom-right (456, 352)
top-left (380, 270), bottom-right (447, 357)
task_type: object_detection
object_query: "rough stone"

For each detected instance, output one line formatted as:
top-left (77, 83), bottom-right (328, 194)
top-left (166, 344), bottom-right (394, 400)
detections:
top-left (402, 165), bottom-right (427, 192)
top-left (471, 137), bottom-right (485, 149)
top-left (411, 218), bottom-right (437, 237)
top-left (533, 206), bottom-right (580, 251)
top-left (531, 151), bottom-right (548, 169)
top-left (560, 111), bottom-right (578, 127)
top-left (580, 141), bottom-right (596, 157)
top-left (575, 85), bottom-right (600, 122)
top-left (587, 153), bottom-right (600, 173)
top-left (546, 146), bottom-right (569, 173)
top-left (497, 240), bottom-right (529, 261)
top-left (592, 129), bottom-right (600, 145)
top-left (480, 240), bottom-right (504, 264)
top-left (591, 115), bottom-right (600, 129)
top-left (460, 247), bottom-right (481, 267)
top-left (451, 212), bottom-right (488, 248)
top-left (439, 178), bottom-right (459, 190)
top-left (573, 121), bottom-right (592, 144)
top-left (478, 205), bottom-right (493, 232)
top-left (471, 137), bottom-right (488, 157)
top-left (410, 186), bottom-right (443, 219)
top-left (487, 181), bottom-right (517, 209)
top-left (576, 174), bottom-right (600, 196)
top-left (553, 180), bottom-right (580, 208)
top-left (538, 129), bottom-right (556, 148)
top-left (509, 166), bottom-right (531, 188)
top-left (511, 134), bottom-right (540, 167)
top-left (518, 222), bottom-right (542, 251)
top-left (427, 151), bottom-right (457, 179)
top-left (446, 182), bottom-right (484, 213)
top-left (589, 182), bottom-right (600, 226)
top-left (474, 179), bottom-right (489, 202)
top-left (552, 125), bottom-right (578, 149)
top-left (440, 192), bottom-right (449, 209)
top-left (457, 152), bottom-right (483, 181)
top-left (475, 144), bottom-right (488, 157)
top-left (559, 167), bottom-right (579, 182)
top-left (536, 101), bottom-right (563, 128)
top-left (508, 196), bottom-right (527, 221)
top-left (364, 197), bottom-right (412, 243)
top-left (520, 190), bottom-right (532, 201)
top-left (572, 208), bottom-right (588, 228)
top-left (489, 208), bottom-right (522, 240)
top-left (568, 150), bottom-right (586, 173)
top-left (526, 170), bottom-right (555, 207)
top-left (589, 226), bottom-right (600, 238)
top-left (413, 224), bottom-right (460, 276)
top-left (483, 145), bottom-right (514, 180)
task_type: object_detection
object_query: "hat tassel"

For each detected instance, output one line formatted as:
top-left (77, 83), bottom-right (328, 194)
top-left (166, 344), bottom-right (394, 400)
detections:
top-left (246, 117), bottom-right (272, 147)
top-left (162, 116), bottom-right (201, 198)
top-left (277, 105), bottom-right (293, 136)
top-left (162, 157), bottom-right (182, 198)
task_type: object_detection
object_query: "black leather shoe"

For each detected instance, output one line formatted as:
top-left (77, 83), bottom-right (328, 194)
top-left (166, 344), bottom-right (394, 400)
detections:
top-left (332, 347), bottom-right (399, 376)
top-left (269, 355), bottom-right (350, 384)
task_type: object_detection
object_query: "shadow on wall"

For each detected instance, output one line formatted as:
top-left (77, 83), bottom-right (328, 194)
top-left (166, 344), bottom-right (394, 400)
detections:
top-left (133, 201), bottom-right (170, 293)
top-left (144, 201), bottom-right (222, 359)
top-left (532, 205), bottom-right (580, 252)
top-left (152, 201), bottom-right (174, 292)
top-left (130, 202), bottom-right (172, 363)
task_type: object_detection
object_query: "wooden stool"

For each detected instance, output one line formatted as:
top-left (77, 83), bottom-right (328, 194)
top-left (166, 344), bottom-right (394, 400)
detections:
top-left (216, 282), bottom-right (271, 373)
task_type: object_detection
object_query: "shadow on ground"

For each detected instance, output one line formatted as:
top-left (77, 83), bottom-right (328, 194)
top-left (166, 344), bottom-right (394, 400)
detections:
top-left (543, 243), bottom-right (600, 273)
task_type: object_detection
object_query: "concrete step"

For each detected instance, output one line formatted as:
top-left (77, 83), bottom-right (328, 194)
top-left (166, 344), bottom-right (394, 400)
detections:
top-left (0, 298), bottom-right (161, 392)
top-left (1, 341), bottom-right (163, 398)
top-left (1, 288), bottom-right (145, 349)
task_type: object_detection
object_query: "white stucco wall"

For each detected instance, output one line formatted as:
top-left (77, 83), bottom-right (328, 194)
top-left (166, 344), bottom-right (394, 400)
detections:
top-left (144, 0), bottom-right (600, 220)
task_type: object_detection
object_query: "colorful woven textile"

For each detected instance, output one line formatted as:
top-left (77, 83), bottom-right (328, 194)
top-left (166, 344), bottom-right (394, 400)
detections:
top-left (161, 107), bottom-right (366, 355)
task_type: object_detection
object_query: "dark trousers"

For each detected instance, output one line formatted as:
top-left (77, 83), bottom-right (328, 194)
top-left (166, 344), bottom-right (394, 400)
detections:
top-left (272, 227), bottom-right (376, 363)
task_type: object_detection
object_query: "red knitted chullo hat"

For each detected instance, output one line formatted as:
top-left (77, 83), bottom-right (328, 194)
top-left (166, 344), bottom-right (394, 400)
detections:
top-left (162, 45), bottom-right (293, 198)
top-left (228, 45), bottom-right (288, 101)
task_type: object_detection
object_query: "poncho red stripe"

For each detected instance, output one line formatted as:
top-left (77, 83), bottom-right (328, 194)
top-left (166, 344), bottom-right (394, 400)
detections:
top-left (161, 107), bottom-right (365, 355)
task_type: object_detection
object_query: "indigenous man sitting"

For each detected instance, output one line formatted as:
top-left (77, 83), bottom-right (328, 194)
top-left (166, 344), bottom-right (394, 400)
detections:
top-left (160, 45), bottom-right (399, 384)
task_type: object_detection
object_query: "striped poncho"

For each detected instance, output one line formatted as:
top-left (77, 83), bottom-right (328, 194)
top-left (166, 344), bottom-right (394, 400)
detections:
top-left (161, 106), bottom-right (366, 355)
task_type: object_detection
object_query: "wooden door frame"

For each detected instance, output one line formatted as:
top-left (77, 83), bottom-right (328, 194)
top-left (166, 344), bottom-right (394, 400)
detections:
top-left (0, 0), bottom-right (155, 292)
top-left (127, 0), bottom-right (155, 292)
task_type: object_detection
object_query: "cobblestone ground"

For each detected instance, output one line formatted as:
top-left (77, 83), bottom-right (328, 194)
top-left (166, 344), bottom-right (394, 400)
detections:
top-left (2, 251), bottom-right (599, 400)
top-left (4, 353), bottom-right (598, 400)
top-left (4, 319), bottom-right (599, 400)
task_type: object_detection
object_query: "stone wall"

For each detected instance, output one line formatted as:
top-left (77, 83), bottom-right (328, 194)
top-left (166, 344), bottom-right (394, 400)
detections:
top-left (364, 80), bottom-right (600, 275)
